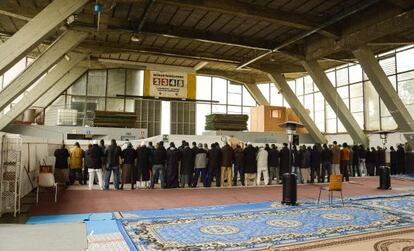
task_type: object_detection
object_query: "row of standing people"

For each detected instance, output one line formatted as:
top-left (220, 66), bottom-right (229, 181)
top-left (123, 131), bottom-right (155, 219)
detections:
top-left (54, 139), bottom-right (409, 190)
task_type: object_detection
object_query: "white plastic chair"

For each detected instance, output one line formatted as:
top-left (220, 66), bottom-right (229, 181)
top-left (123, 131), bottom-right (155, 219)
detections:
top-left (36, 173), bottom-right (58, 203)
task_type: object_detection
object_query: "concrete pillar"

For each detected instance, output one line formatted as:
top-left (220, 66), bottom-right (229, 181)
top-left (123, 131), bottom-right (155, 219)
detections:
top-left (353, 46), bottom-right (414, 131)
top-left (302, 60), bottom-right (368, 146)
top-left (0, 30), bottom-right (88, 112)
top-left (34, 67), bottom-right (88, 108)
top-left (243, 82), bottom-right (270, 106)
top-left (266, 71), bottom-right (327, 144)
top-left (0, 53), bottom-right (86, 130)
top-left (0, 0), bottom-right (89, 76)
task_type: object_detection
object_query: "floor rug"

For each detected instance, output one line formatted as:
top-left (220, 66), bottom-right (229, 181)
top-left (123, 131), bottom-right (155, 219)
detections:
top-left (118, 194), bottom-right (414, 250)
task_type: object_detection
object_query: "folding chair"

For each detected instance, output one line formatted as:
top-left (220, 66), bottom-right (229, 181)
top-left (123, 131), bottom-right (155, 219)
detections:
top-left (36, 172), bottom-right (58, 203)
top-left (317, 174), bottom-right (344, 206)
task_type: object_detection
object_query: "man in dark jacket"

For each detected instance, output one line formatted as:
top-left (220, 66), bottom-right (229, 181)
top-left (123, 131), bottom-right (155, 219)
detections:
top-left (243, 143), bottom-right (257, 186)
top-left (136, 143), bottom-right (151, 188)
top-left (233, 144), bottom-right (245, 186)
top-left (54, 144), bottom-right (70, 185)
top-left (150, 142), bottom-right (167, 189)
top-left (320, 144), bottom-right (332, 182)
top-left (104, 139), bottom-right (122, 190)
top-left (358, 145), bottom-right (367, 176)
top-left (366, 147), bottom-right (375, 176)
top-left (220, 143), bottom-right (234, 187)
top-left (180, 142), bottom-right (194, 188)
top-left (207, 143), bottom-right (221, 187)
top-left (279, 143), bottom-right (291, 175)
top-left (88, 141), bottom-right (104, 190)
top-left (352, 145), bottom-right (360, 177)
top-left (268, 144), bottom-right (280, 184)
top-left (310, 145), bottom-right (321, 183)
top-left (84, 144), bottom-right (93, 184)
top-left (397, 145), bottom-right (406, 174)
top-left (390, 146), bottom-right (398, 175)
top-left (166, 142), bottom-right (181, 188)
top-left (121, 143), bottom-right (137, 190)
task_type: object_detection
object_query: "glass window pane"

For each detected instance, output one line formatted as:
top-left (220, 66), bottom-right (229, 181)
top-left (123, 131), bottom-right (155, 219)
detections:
top-left (349, 64), bottom-right (362, 83)
top-left (349, 83), bottom-right (363, 98)
top-left (296, 79), bottom-right (303, 95)
top-left (196, 103), bottom-right (210, 135)
top-left (86, 97), bottom-right (105, 112)
top-left (87, 70), bottom-right (107, 96)
top-left (352, 112), bottom-right (364, 129)
top-left (337, 120), bottom-right (346, 133)
top-left (350, 97), bottom-right (364, 113)
top-left (242, 86), bottom-right (257, 106)
top-left (364, 81), bottom-right (380, 130)
top-left (326, 119), bottom-right (337, 133)
top-left (68, 74), bottom-right (87, 95)
top-left (227, 82), bottom-right (242, 106)
top-left (304, 76), bottom-right (313, 94)
top-left (397, 48), bottom-right (414, 72)
top-left (381, 116), bottom-right (397, 130)
top-left (212, 77), bottom-right (227, 104)
top-left (212, 104), bottom-right (226, 114)
top-left (337, 86), bottom-right (349, 98)
top-left (125, 99), bottom-right (135, 112)
top-left (126, 69), bottom-right (141, 96)
top-left (227, 105), bottom-right (242, 114)
top-left (270, 85), bottom-right (283, 106)
top-left (196, 76), bottom-right (212, 100)
top-left (107, 69), bottom-right (125, 97)
top-left (257, 83), bottom-right (270, 102)
top-left (326, 103), bottom-right (336, 119)
top-left (106, 98), bottom-right (124, 112)
top-left (3, 57), bottom-right (26, 87)
top-left (379, 56), bottom-right (396, 75)
top-left (287, 80), bottom-right (295, 93)
top-left (304, 94), bottom-right (314, 119)
top-left (326, 71), bottom-right (336, 86)
top-left (336, 67), bottom-right (348, 86)
top-left (380, 100), bottom-right (391, 117)
top-left (398, 74), bottom-right (414, 104)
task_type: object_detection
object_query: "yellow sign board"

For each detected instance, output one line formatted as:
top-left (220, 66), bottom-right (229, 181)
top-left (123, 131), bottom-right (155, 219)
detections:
top-left (144, 70), bottom-right (196, 99)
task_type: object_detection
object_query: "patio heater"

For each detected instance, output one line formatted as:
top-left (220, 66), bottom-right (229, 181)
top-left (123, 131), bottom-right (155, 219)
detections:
top-left (377, 130), bottom-right (392, 190)
top-left (279, 121), bottom-right (304, 205)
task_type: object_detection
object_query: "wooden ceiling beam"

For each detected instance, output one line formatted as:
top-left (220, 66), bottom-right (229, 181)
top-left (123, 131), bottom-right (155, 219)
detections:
top-left (115, 0), bottom-right (338, 38)
top-left (305, 8), bottom-right (414, 60)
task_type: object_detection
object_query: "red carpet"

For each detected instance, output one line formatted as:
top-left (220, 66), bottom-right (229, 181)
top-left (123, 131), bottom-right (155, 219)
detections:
top-left (30, 176), bottom-right (412, 216)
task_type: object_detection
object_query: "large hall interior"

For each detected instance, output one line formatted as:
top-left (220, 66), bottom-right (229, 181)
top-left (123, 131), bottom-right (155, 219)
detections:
top-left (2, 0), bottom-right (414, 250)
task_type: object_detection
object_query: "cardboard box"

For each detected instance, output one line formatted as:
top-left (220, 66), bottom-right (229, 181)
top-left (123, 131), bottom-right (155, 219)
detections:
top-left (250, 105), bottom-right (308, 134)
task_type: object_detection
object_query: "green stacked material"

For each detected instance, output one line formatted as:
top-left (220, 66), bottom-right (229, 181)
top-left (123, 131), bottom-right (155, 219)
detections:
top-left (93, 111), bottom-right (137, 128)
top-left (205, 114), bottom-right (248, 131)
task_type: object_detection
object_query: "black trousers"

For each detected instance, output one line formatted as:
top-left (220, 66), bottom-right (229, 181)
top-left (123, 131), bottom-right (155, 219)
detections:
top-left (233, 165), bottom-right (245, 186)
top-left (207, 167), bottom-right (220, 187)
top-left (340, 160), bottom-right (349, 181)
top-left (69, 168), bottom-right (83, 185)
top-left (352, 162), bottom-right (361, 177)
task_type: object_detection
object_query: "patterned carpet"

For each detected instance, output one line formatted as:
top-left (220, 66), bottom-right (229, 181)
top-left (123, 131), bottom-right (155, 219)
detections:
top-left (117, 194), bottom-right (414, 251)
top-left (27, 193), bottom-right (414, 251)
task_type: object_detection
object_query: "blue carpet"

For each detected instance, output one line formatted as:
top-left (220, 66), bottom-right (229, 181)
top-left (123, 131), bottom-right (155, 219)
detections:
top-left (118, 194), bottom-right (414, 251)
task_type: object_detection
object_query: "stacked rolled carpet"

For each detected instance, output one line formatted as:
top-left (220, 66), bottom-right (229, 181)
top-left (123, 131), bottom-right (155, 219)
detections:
top-left (93, 111), bottom-right (137, 128)
top-left (205, 114), bottom-right (248, 131)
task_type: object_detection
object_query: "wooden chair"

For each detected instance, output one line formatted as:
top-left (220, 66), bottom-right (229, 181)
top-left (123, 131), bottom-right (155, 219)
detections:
top-left (317, 175), bottom-right (344, 206)
top-left (36, 172), bottom-right (58, 203)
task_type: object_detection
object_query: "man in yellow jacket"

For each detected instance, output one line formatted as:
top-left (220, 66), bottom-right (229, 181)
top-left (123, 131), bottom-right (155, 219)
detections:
top-left (69, 142), bottom-right (85, 185)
